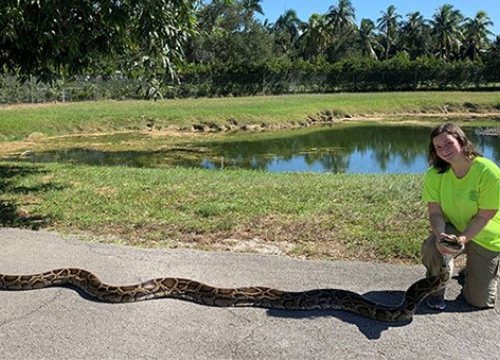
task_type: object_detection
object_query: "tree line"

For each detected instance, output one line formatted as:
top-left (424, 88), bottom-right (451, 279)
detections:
top-left (1, 0), bottom-right (499, 102)
top-left (192, 0), bottom-right (497, 64)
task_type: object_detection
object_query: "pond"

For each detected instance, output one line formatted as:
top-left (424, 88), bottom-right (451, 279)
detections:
top-left (200, 124), bottom-right (499, 173)
top-left (10, 124), bottom-right (500, 174)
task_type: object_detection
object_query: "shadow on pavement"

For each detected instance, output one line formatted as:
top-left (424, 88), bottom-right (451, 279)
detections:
top-left (266, 290), bottom-right (409, 340)
top-left (266, 285), bottom-right (479, 340)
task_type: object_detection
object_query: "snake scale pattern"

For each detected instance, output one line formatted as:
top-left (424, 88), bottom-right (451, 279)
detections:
top-left (0, 258), bottom-right (451, 322)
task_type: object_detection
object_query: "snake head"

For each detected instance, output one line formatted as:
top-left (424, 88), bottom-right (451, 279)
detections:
top-left (438, 235), bottom-right (465, 252)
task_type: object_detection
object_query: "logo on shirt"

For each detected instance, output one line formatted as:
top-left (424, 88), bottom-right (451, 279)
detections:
top-left (468, 190), bottom-right (479, 202)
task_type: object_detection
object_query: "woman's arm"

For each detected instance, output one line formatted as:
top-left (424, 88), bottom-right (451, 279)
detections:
top-left (428, 202), bottom-right (461, 255)
top-left (428, 202), bottom-right (446, 238)
top-left (458, 209), bottom-right (498, 244)
top-left (431, 206), bottom-right (498, 255)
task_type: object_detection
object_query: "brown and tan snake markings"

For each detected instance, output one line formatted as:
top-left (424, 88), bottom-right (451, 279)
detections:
top-left (0, 257), bottom-right (451, 322)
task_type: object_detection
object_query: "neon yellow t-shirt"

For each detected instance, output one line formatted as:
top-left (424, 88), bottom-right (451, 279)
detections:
top-left (422, 156), bottom-right (500, 252)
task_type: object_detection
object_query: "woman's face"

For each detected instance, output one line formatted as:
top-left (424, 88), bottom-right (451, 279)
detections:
top-left (432, 132), bottom-right (463, 163)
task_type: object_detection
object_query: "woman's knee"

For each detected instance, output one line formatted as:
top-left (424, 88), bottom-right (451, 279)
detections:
top-left (463, 241), bottom-right (500, 309)
top-left (463, 289), bottom-right (496, 309)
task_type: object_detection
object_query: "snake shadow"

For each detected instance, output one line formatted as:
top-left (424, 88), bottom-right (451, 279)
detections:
top-left (52, 284), bottom-right (409, 339)
top-left (266, 283), bottom-right (479, 340)
top-left (39, 283), bottom-right (409, 340)
top-left (265, 289), bottom-right (410, 340)
top-left (41, 275), bottom-right (481, 341)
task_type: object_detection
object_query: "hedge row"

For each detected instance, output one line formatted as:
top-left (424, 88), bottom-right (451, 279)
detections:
top-left (1, 55), bottom-right (499, 102)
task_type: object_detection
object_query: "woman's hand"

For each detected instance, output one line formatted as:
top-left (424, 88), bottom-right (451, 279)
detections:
top-left (436, 233), bottom-right (465, 256)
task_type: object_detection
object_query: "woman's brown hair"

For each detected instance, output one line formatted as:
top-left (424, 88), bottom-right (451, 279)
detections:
top-left (427, 123), bottom-right (481, 173)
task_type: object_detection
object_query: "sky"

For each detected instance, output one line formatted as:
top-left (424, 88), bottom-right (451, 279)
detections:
top-left (257, 0), bottom-right (500, 36)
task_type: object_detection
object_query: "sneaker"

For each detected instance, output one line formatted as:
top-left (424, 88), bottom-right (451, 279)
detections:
top-left (426, 295), bottom-right (446, 311)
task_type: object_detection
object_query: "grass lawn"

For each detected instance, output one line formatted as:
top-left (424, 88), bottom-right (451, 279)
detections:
top-left (1, 91), bottom-right (499, 140)
top-left (1, 162), bottom-right (428, 263)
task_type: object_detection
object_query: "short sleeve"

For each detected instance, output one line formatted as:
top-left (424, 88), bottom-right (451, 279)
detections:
top-left (422, 167), bottom-right (441, 203)
top-left (478, 162), bottom-right (500, 210)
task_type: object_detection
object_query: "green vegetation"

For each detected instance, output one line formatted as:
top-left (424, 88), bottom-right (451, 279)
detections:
top-left (1, 2), bottom-right (497, 265)
top-left (2, 1), bottom-right (500, 101)
top-left (1, 92), bottom-right (499, 140)
top-left (175, 57), bottom-right (500, 97)
top-left (0, 162), bottom-right (428, 263)
top-left (0, 0), bottom-right (196, 89)
top-left (1, 95), bottom-right (498, 263)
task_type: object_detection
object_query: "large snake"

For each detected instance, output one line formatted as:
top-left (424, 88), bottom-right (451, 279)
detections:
top-left (0, 239), bottom-right (462, 323)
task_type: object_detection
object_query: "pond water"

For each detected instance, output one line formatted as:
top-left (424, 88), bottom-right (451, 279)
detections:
top-left (12, 124), bottom-right (500, 174)
top-left (200, 125), bottom-right (499, 173)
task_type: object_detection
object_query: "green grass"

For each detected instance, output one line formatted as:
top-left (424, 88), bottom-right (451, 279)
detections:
top-left (1, 92), bottom-right (498, 263)
top-left (1, 161), bottom-right (428, 263)
top-left (1, 91), bottom-right (499, 139)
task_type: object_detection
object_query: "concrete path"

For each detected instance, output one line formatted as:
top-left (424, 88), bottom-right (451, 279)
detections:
top-left (0, 228), bottom-right (499, 360)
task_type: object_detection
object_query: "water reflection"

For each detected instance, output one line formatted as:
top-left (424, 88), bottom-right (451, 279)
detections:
top-left (201, 125), bottom-right (499, 173)
top-left (9, 125), bottom-right (500, 174)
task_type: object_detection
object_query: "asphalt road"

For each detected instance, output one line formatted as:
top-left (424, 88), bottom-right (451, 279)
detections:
top-left (1, 228), bottom-right (499, 360)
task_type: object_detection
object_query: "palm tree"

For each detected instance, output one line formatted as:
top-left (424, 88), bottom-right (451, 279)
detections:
top-left (274, 9), bottom-right (302, 40)
top-left (326, 0), bottom-right (356, 30)
top-left (239, 0), bottom-right (264, 32)
top-left (430, 4), bottom-right (464, 60)
top-left (242, 0), bottom-right (264, 18)
top-left (377, 5), bottom-right (402, 60)
top-left (400, 12), bottom-right (432, 59)
top-left (299, 13), bottom-right (332, 59)
top-left (358, 19), bottom-right (379, 59)
top-left (462, 11), bottom-right (493, 60)
top-left (273, 9), bottom-right (303, 57)
top-left (325, 0), bottom-right (356, 57)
